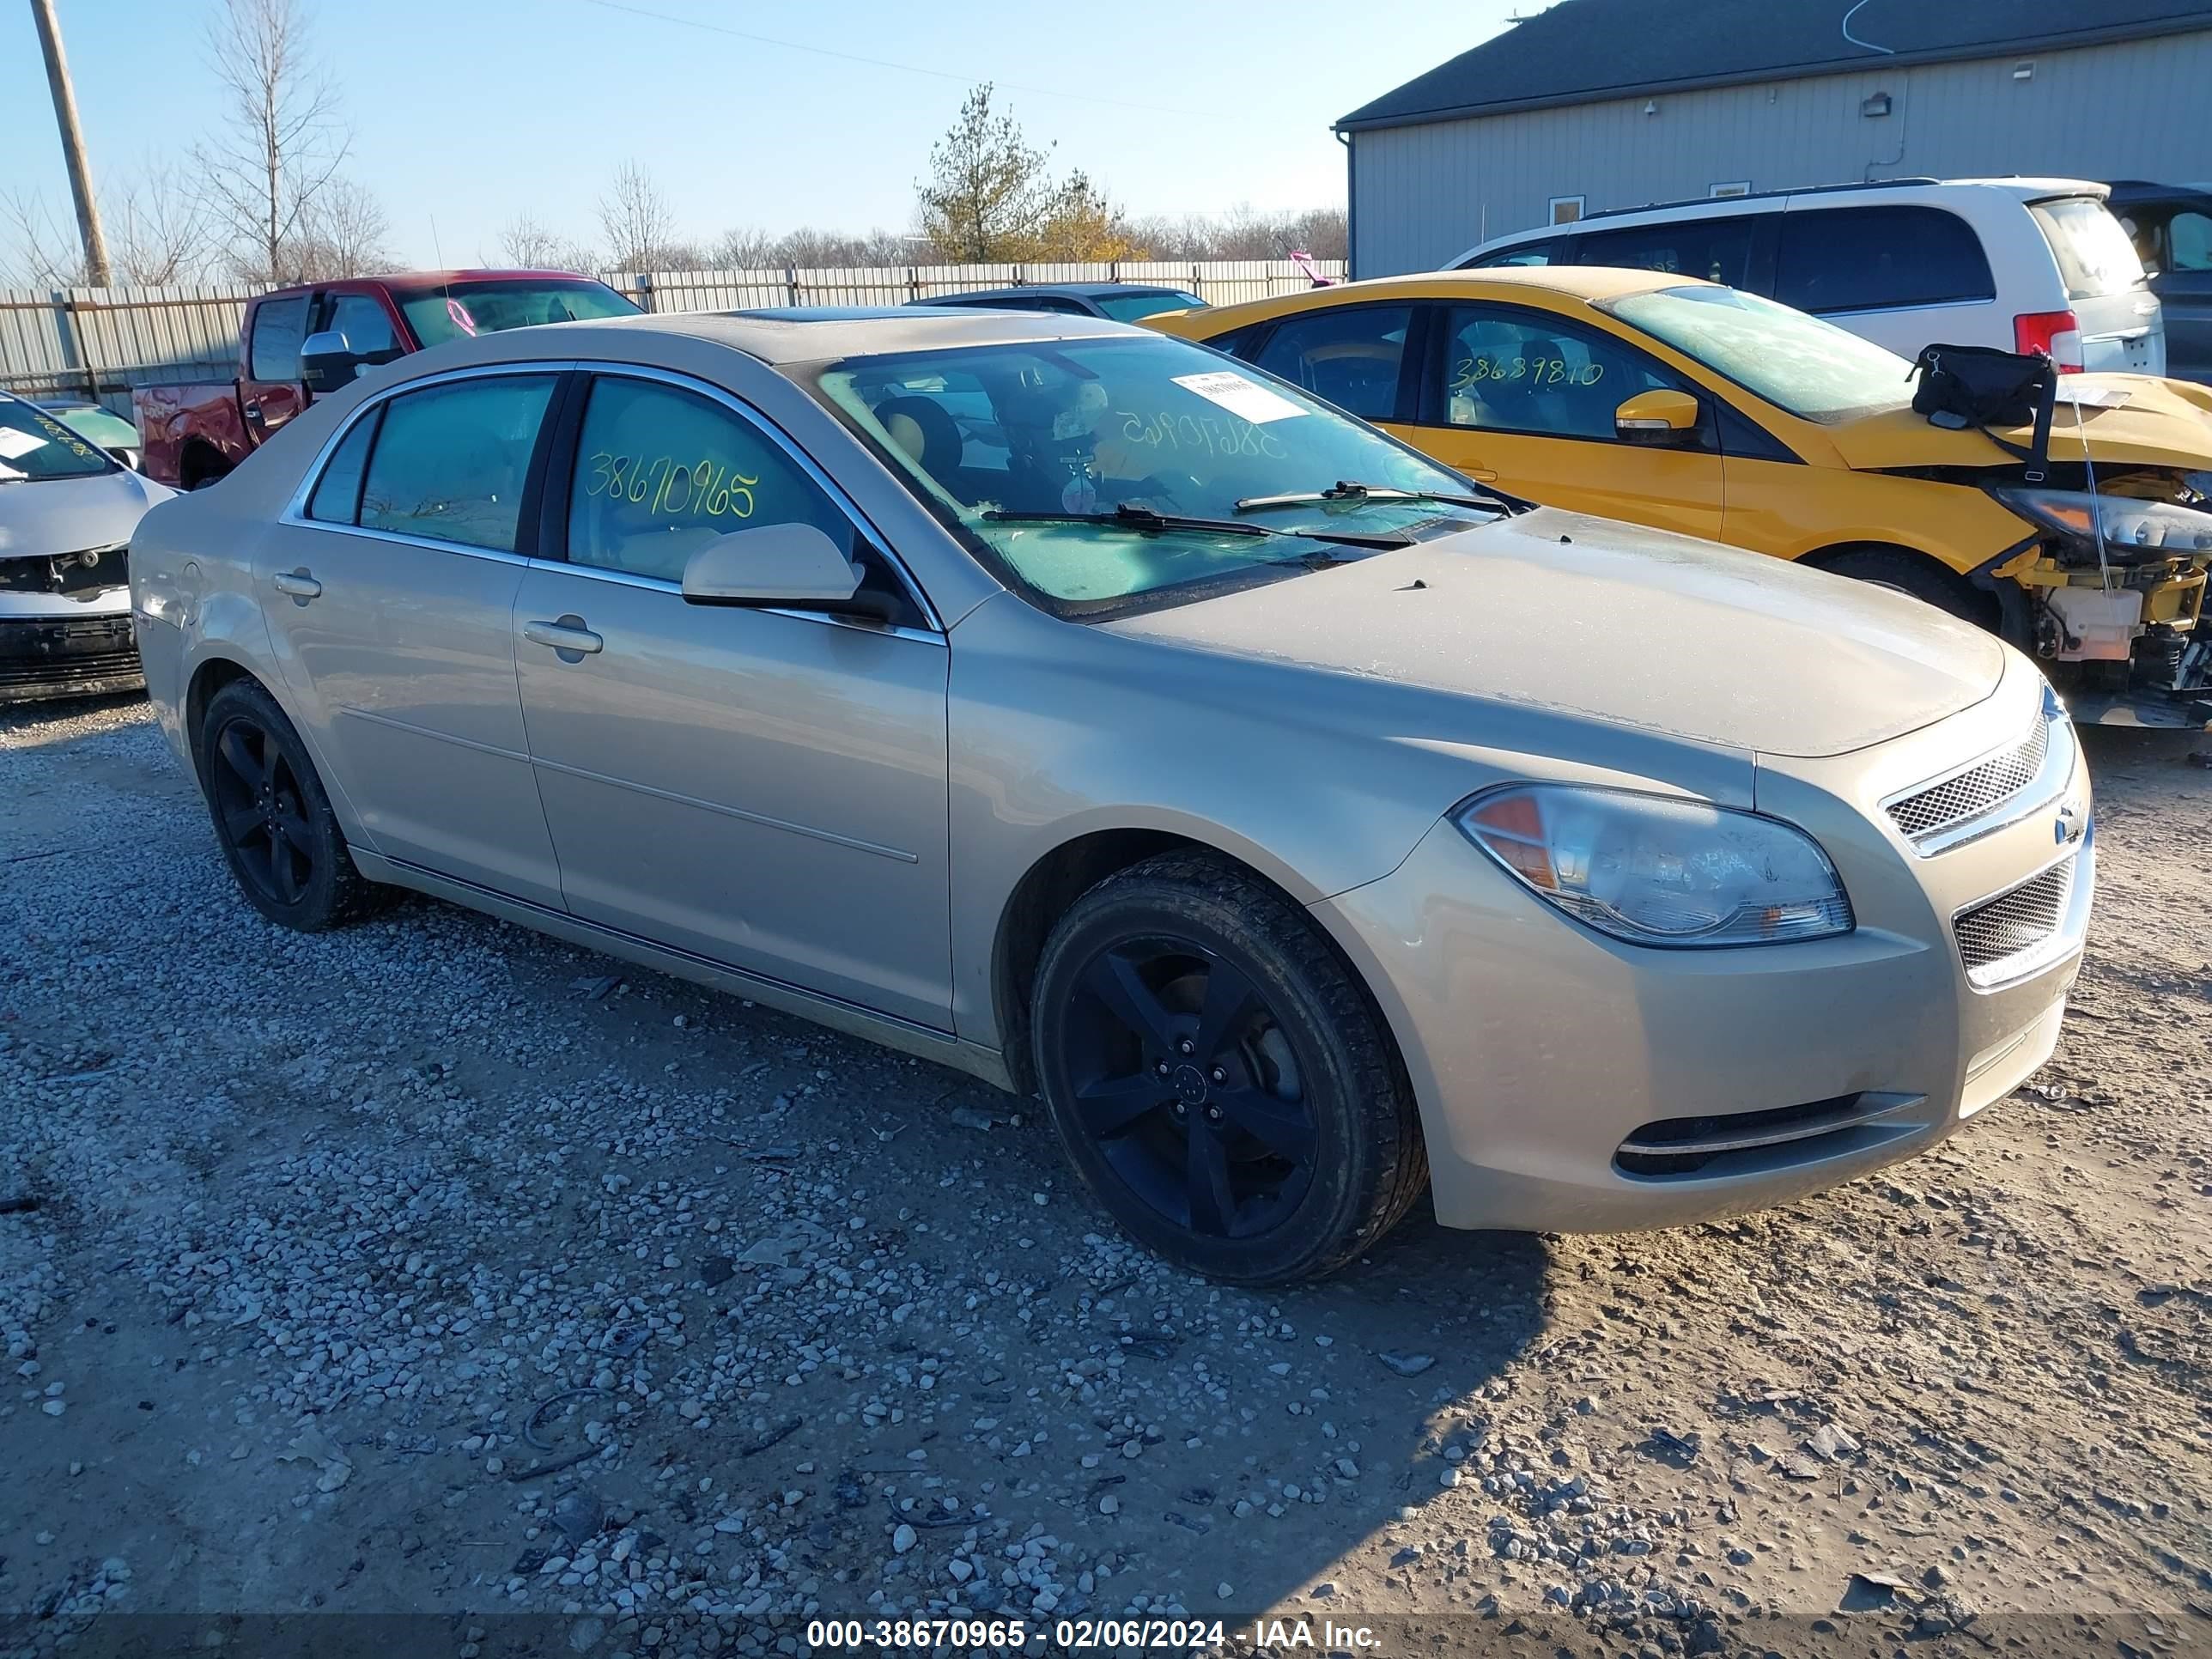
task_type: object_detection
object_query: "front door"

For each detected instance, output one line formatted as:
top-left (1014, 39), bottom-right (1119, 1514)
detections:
top-left (242, 293), bottom-right (312, 445)
top-left (1407, 301), bottom-right (1725, 540)
top-left (258, 369), bottom-right (565, 907)
top-left (513, 371), bottom-right (955, 1030)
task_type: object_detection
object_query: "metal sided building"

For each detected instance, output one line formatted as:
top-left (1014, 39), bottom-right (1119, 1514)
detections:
top-left (1336, 0), bottom-right (2212, 277)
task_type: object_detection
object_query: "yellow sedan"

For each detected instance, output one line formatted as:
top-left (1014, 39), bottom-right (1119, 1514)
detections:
top-left (1146, 268), bottom-right (2212, 723)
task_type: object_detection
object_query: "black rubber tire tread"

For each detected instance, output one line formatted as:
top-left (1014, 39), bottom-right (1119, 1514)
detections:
top-left (197, 678), bottom-right (393, 932)
top-left (1814, 545), bottom-right (1989, 626)
top-left (1031, 848), bottom-right (1427, 1285)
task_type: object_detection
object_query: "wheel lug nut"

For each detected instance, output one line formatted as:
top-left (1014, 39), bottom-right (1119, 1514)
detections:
top-left (1178, 1039), bottom-right (1194, 1055)
top-left (1210, 1067), bottom-right (1226, 1084)
top-left (1205, 1106), bottom-right (1223, 1121)
top-left (1156, 1060), bottom-right (1170, 1075)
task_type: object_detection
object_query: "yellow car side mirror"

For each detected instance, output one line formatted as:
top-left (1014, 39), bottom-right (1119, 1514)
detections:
top-left (1614, 389), bottom-right (1701, 441)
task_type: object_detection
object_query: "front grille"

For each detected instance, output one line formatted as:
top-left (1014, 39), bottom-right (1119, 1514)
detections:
top-left (1886, 716), bottom-right (2049, 843)
top-left (0, 544), bottom-right (129, 599)
top-left (1615, 1093), bottom-right (1888, 1177)
top-left (0, 647), bottom-right (140, 690)
top-left (1954, 855), bottom-right (2076, 986)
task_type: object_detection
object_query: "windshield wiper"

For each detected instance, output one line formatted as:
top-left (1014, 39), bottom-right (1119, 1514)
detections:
top-left (983, 501), bottom-right (1409, 549)
top-left (1234, 479), bottom-right (1504, 514)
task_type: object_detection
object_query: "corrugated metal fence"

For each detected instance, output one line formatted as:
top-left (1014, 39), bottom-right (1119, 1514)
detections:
top-left (0, 259), bottom-right (1345, 415)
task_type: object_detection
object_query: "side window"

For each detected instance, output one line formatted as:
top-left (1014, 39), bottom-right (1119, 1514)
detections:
top-left (249, 295), bottom-right (310, 382)
top-left (323, 294), bottom-right (402, 364)
top-left (307, 408), bottom-right (379, 524)
top-left (2170, 210), bottom-right (2212, 272)
top-left (1577, 216), bottom-right (1759, 287)
top-left (1468, 241), bottom-right (1556, 269)
top-left (1437, 305), bottom-right (1674, 443)
top-left (358, 374), bottom-right (556, 552)
top-left (1249, 305), bottom-right (1412, 422)
top-left (1773, 206), bottom-right (1996, 313)
top-left (567, 377), bottom-right (854, 585)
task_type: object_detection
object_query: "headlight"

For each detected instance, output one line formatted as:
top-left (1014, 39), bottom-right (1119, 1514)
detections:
top-left (1991, 486), bottom-right (2212, 555)
top-left (1455, 785), bottom-right (1854, 948)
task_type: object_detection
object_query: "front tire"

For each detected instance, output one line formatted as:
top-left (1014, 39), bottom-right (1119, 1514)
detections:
top-left (1030, 851), bottom-right (1425, 1284)
top-left (1817, 547), bottom-right (1992, 629)
top-left (197, 678), bottom-right (386, 931)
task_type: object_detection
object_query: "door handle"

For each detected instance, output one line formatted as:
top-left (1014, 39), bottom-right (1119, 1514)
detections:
top-left (244, 400), bottom-right (262, 422)
top-left (522, 617), bottom-right (605, 656)
top-left (272, 568), bottom-right (322, 601)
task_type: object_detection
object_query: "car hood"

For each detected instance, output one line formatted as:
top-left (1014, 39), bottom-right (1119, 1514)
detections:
top-left (0, 467), bottom-right (170, 558)
top-left (1104, 507), bottom-right (2007, 759)
top-left (1829, 374), bottom-right (2212, 472)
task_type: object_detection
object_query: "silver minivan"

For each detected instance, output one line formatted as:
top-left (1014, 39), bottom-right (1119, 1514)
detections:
top-left (1453, 178), bottom-right (2165, 374)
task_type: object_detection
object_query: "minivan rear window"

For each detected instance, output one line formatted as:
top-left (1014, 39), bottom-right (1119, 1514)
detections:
top-left (1773, 206), bottom-right (1996, 314)
top-left (2029, 198), bottom-right (2149, 301)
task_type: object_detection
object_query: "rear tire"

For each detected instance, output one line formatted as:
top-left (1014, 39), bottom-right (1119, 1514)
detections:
top-left (1030, 851), bottom-right (1425, 1284)
top-left (1817, 547), bottom-right (1992, 629)
top-left (197, 678), bottom-right (387, 931)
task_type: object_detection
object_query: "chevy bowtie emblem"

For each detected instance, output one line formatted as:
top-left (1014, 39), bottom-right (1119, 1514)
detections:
top-left (2055, 805), bottom-right (2081, 845)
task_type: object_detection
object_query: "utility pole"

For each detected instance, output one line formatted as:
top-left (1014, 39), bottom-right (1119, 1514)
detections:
top-left (29, 0), bottom-right (112, 286)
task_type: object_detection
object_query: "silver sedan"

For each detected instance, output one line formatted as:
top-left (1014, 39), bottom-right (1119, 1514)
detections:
top-left (129, 308), bottom-right (2093, 1282)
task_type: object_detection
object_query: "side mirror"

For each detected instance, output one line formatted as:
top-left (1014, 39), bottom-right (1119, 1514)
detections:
top-left (300, 331), bottom-right (362, 396)
top-left (682, 522), bottom-right (874, 614)
top-left (1614, 388), bottom-right (1701, 443)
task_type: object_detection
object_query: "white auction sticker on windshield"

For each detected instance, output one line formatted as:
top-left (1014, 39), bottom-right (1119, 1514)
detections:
top-left (0, 428), bottom-right (48, 460)
top-left (1171, 371), bottom-right (1305, 424)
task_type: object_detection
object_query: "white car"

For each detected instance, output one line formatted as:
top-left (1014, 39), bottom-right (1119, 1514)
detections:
top-left (0, 391), bottom-right (172, 702)
top-left (1451, 178), bottom-right (2164, 375)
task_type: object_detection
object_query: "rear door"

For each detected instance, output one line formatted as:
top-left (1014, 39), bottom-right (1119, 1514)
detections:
top-left (2126, 199), bottom-right (2212, 384)
top-left (1406, 299), bottom-right (1725, 539)
top-left (241, 294), bottom-right (312, 444)
top-left (1772, 204), bottom-right (1998, 358)
top-left (512, 369), bottom-right (955, 1029)
top-left (258, 367), bottom-right (566, 906)
top-left (2028, 194), bottom-right (2164, 374)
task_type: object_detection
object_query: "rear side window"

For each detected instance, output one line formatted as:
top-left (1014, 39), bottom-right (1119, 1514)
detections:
top-left (2029, 198), bottom-right (2149, 300)
top-left (2172, 210), bottom-right (2212, 272)
top-left (567, 377), bottom-right (852, 583)
top-left (1575, 216), bottom-right (1759, 287)
top-left (323, 294), bottom-right (403, 365)
top-left (307, 409), bottom-right (378, 524)
top-left (358, 375), bottom-right (556, 552)
top-left (249, 295), bottom-right (310, 382)
top-left (1774, 206), bottom-right (1996, 314)
top-left (1249, 305), bottom-right (1412, 422)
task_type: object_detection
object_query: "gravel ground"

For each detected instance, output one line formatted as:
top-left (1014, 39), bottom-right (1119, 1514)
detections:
top-left (1, 694), bottom-right (2208, 1659)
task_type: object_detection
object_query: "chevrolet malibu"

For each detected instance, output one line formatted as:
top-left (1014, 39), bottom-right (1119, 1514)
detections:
top-left (129, 309), bottom-right (2094, 1283)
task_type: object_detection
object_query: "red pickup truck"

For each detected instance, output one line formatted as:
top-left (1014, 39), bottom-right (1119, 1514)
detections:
top-left (134, 269), bottom-right (639, 489)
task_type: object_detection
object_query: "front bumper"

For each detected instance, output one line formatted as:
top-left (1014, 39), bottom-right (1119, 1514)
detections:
top-left (0, 592), bottom-right (143, 703)
top-left (1315, 672), bottom-right (2093, 1234)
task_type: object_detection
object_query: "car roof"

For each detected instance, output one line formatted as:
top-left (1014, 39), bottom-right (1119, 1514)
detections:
top-left (1146, 266), bottom-right (1690, 335)
top-left (908, 283), bottom-right (1194, 304)
top-left (517, 304), bottom-right (1150, 365)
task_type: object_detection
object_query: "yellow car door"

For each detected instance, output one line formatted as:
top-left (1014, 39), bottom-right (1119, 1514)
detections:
top-left (1399, 301), bottom-right (1727, 542)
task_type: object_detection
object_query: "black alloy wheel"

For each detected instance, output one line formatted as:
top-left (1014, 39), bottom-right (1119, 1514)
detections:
top-left (1032, 850), bottom-right (1427, 1284)
top-left (197, 678), bottom-right (387, 931)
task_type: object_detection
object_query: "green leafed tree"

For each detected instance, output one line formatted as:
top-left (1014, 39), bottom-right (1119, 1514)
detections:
top-left (915, 84), bottom-right (1061, 263)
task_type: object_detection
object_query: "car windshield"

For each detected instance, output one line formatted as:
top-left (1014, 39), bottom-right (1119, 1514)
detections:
top-left (1092, 290), bottom-right (1207, 323)
top-left (0, 398), bottom-right (117, 482)
top-left (809, 334), bottom-right (1495, 615)
top-left (398, 279), bottom-right (641, 346)
top-left (1605, 284), bottom-right (1913, 423)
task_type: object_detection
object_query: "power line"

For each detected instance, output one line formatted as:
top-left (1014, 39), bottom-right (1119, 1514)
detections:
top-left (579, 0), bottom-right (1216, 117)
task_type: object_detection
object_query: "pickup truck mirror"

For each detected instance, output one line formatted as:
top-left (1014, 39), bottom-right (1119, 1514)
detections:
top-left (681, 523), bottom-right (878, 615)
top-left (300, 331), bottom-right (364, 396)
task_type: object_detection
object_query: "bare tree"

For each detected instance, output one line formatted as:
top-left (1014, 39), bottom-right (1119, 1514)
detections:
top-left (192, 0), bottom-right (350, 283)
top-left (3, 167), bottom-right (215, 287)
top-left (598, 161), bottom-right (678, 272)
top-left (498, 212), bottom-right (598, 272)
top-left (292, 178), bottom-right (392, 279)
top-left (713, 223), bottom-right (777, 269)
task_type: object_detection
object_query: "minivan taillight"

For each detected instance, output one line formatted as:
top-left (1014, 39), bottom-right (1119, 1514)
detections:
top-left (2014, 309), bottom-right (2084, 373)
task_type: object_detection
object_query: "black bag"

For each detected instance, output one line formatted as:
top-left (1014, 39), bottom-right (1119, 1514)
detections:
top-left (1907, 343), bottom-right (2057, 481)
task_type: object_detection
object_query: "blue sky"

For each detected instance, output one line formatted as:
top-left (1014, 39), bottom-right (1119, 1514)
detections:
top-left (5, 0), bottom-right (1516, 270)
